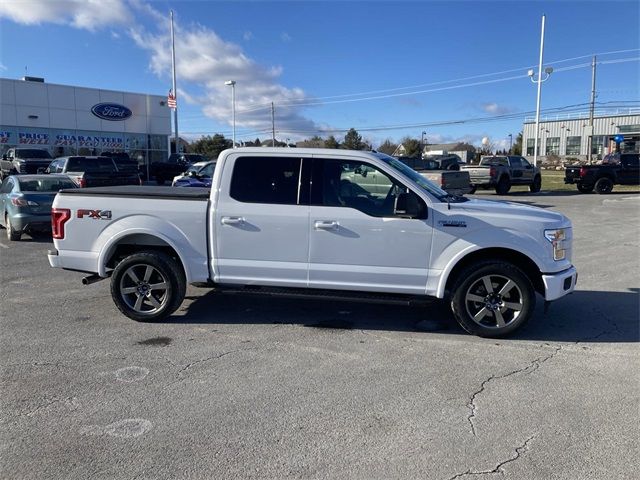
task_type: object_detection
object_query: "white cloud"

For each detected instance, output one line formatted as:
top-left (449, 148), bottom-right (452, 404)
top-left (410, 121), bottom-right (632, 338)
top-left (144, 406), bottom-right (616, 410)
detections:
top-left (481, 102), bottom-right (515, 115)
top-left (0, 62), bottom-right (7, 71)
top-left (280, 32), bottom-right (292, 42)
top-left (243, 31), bottom-right (253, 41)
top-left (0, 0), bottom-right (132, 30)
top-left (129, 9), bottom-right (322, 138)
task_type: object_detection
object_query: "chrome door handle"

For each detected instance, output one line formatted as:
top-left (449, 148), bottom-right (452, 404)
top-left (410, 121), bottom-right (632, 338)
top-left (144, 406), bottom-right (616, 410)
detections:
top-left (221, 216), bottom-right (245, 225)
top-left (314, 220), bottom-right (339, 230)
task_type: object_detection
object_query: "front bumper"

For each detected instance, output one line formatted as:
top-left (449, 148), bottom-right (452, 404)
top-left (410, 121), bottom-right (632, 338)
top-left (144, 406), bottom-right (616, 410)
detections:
top-left (542, 266), bottom-right (577, 301)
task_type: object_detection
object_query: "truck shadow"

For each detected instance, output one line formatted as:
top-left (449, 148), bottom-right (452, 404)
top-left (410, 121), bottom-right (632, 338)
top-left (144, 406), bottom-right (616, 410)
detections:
top-left (174, 288), bottom-right (639, 343)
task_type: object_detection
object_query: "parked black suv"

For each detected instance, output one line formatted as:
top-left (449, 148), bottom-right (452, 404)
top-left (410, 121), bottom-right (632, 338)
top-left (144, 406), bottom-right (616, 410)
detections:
top-left (1, 148), bottom-right (53, 179)
top-left (150, 153), bottom-right (208, 185)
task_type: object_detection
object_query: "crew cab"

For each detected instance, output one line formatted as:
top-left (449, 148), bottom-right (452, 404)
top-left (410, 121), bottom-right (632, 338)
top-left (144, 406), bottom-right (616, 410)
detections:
top-left (564, 153), bottom-right (640, 194)
top-left (48, 148), bottom-right (577, 338)
top-left (45, 156), bottom-right (141, 188)
top-left (1, 148), bottom-right (53, 179)
top-left (461, 155), bottom-right (542, 194)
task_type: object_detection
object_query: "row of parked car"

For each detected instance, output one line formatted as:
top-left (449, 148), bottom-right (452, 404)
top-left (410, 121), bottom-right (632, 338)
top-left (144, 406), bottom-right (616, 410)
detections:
top-left (0, 148), bottom-right (217, 241)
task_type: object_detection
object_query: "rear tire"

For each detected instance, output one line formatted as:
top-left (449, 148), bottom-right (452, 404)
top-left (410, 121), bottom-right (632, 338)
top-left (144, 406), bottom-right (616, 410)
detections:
top-left (529, 175), bottom-right (542, 193)
top-left (6, 215), bottom-right (21, 241)
top-left (468, 186), bottom-right (477, 194)
top-left (577, 183), bottom-right (594, 193)
top-left (594, 177), bottom-right (614, 194)
top-left (450, 261), bottom-right (535, 337)
top-left (110, 251), bottom-right (186, 322)
top-left (495, 176), bottom-right (511, 195)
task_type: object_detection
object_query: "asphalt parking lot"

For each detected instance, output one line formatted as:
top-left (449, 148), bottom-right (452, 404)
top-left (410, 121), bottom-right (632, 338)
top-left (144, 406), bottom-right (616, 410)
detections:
top-left (1, 191), bottom-right (638, 480)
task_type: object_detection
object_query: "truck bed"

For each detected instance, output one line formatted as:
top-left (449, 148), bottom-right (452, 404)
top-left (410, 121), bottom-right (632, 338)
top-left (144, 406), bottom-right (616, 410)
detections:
top-left (59, 185), bottom-right (211, 200)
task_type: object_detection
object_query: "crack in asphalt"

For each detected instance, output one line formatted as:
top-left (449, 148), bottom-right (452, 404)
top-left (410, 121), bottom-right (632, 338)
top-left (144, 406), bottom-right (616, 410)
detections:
top-left (447, 436), bottom-right (535, 479)
top-left (178, 349), bottom-right (248, 376)
top-left (17, 396), bottom-right (78, 417)
top-left (579, 305), bottom-right (622, 342)
top-left (467, 346), bottom-right (561, 436)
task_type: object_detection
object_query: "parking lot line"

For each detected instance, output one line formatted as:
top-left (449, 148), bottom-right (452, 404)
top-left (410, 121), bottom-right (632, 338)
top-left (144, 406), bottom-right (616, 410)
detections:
top-left (0, 242), bottom-right (8, 249)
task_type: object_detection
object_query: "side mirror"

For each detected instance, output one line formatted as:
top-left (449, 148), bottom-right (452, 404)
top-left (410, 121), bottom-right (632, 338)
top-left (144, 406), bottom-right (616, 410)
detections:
top-left (37, 167), bottom-right (46, 174)
top-left (2, 154), bottom-right (7, 160)
top-left (188, 170), bottom-right (198, 177)
top-left (394, 192), bottom-right (424, 218)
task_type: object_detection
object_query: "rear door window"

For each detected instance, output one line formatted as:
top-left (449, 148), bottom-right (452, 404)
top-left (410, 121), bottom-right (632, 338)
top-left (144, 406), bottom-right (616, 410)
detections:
top-left (230, 156), bottom-right (301, 205)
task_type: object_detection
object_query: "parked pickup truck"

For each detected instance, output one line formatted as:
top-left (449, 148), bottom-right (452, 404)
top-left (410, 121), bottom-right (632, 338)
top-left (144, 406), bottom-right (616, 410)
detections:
top-left (564, 153), bottom-right (640, 194)
top-left (397, 156), bottom-right (472, 196)
top-left (48, 148), bottom-right (577, 338)
top-left (45, 156), bottom-right (141, 188)
top-left (1, 148), bottom-right (53, 179)
top-left (461, 155), bottom-right (542, 194)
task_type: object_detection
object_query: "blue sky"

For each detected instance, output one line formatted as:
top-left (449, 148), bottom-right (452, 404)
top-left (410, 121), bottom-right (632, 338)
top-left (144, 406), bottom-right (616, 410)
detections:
top-left (1, 0), bottom-right (638, 150)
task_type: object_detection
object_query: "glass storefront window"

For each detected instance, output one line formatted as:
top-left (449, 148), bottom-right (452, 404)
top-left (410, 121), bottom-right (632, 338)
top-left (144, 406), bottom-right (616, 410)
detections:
top-left (546, 137), bottom-right (560, 155)
top-left (526, 138), bottom-right (539, 156)
top-left (591, 135), bottom-right (606, 156)
top-left (565, 136), bottom-right (581, 155)
top-left (149, 135), bottom-right (168, 150)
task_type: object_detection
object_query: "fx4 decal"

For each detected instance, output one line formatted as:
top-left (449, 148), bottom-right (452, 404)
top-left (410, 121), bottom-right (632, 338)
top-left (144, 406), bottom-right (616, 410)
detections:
top-left (77, 209), bottom-right (112, 220)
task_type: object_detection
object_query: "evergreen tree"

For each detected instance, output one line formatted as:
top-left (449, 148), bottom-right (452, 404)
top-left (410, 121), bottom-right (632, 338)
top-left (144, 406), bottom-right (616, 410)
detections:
top-left (191, 134), bottom-right (233, 159)
top-left (324, 135), bottom-right (340, 149)
top-left (342, 128), bottom-right (366, 150)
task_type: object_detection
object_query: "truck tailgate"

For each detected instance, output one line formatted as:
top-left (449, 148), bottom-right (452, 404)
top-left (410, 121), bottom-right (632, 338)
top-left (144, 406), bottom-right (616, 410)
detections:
top-left (421, 170), bottom-right (471, 195)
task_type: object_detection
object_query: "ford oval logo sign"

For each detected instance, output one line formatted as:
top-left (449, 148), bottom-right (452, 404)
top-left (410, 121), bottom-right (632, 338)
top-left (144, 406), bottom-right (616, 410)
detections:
top-left (91, 103), bottom-right (132, 121)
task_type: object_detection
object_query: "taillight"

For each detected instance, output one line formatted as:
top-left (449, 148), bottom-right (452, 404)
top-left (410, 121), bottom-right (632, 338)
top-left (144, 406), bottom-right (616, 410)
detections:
top-left (75, 176), bottom-right (86, 188)
top-left (51, 208), bottom-right (71, 239)
top-left (579, 167), bottom-right (587, 178)
top-left (490, 167), bottom-right (496, 177)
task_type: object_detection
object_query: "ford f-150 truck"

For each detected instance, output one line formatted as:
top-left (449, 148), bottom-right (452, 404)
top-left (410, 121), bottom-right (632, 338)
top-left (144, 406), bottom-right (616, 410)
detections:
top-left (461, 155), bottom-right (542, 194)
top-left (48, 148), bottom-right (576, 337)
top-left (564, 153), bottom-right (640, 194)
top-left (1, 148), bottom-right (53, 179)
top-left (397, 156), bottom-right (472, 196)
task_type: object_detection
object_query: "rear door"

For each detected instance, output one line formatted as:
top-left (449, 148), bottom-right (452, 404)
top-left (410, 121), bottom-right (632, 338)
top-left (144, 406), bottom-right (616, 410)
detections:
top-left (307, 156), bottom-right (432, 295)
top-left (213, 154), bottom-right (310, 287)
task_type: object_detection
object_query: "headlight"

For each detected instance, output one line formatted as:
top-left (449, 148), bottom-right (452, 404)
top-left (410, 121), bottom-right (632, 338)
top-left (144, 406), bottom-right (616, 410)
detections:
top-left (544, 228), bottom-right (566, 261)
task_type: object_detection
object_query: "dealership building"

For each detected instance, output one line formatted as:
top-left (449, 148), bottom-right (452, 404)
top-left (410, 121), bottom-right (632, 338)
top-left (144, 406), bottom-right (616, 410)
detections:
top-left (522, 109), bottom-right (640, 161)
top-left (0, 76), bottom-right (171, 170)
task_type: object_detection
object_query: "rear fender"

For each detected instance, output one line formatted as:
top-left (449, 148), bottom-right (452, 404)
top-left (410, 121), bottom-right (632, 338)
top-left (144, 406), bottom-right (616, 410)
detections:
top-left (95, 216), bottom-right (205, 282)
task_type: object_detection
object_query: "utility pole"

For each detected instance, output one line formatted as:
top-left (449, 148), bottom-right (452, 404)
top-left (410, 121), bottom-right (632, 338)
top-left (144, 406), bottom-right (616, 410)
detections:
top-left (587, 55), bottom-right (597, 163)
top-left (532, 14), bottom-right (546, 168)
top-left (170, 10), bottom-right (179, 153)
top-left (271, 102), bottom-right (275, 146)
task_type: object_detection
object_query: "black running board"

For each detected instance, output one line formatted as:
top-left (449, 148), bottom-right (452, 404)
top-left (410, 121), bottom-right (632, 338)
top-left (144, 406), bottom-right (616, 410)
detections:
top-left (202, 284), bottom-right (435, 306)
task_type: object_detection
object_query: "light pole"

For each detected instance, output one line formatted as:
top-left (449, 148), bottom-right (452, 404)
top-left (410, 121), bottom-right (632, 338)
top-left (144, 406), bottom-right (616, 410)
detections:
top-left (528, 14), bottom-right (553, 168)
top-left (508, 133), bottom-right (513, 154)
top-left (225, 80), bottom-right (236, 148)
top-left (421, 131), bottom-right (427, 156)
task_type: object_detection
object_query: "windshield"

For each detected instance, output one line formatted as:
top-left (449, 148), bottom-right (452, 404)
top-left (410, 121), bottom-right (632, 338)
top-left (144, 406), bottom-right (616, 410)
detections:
top-left (373, 152), bottom-right (449, 199)
top-left (16, 149), bottom-right (52, 159)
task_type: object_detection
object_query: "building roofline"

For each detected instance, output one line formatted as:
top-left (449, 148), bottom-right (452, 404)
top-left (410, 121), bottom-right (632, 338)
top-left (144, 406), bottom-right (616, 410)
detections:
top-left (0, 77), bottom-right (164, 100)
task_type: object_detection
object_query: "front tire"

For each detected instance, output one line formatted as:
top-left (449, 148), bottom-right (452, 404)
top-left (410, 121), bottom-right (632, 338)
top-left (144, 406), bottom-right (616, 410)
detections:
top-left (110, 251), bottom-right (186, 322)
top-left (450, 261), bottom-right (536, 337)
top-left (594, 177), bottom-right (614, 194)
top-left (529, 175), bottom-right (542, 193)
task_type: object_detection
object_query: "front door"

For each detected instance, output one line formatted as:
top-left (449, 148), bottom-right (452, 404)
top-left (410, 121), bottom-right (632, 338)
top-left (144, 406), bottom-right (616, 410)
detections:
top-left (213, 155), bottom-right (309, 287)
top-left (308, 157), bottom-right (432, 295)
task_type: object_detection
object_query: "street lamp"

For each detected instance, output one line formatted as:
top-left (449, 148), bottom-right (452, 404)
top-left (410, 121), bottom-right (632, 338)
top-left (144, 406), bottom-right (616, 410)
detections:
top-left (528, 14), bottom-right (553, 168)
top-left (225, 80), bottom-right (236, 148)
top-left (421, 131), bottom-right (427, 156)
top-left (508, 133), bottom-right (513, 154)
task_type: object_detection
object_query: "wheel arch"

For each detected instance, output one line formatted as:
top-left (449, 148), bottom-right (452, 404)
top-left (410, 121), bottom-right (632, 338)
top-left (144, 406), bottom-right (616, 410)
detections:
top-left (99, 231), bottom-right (188, 282)
top-left (442, 247), bottom-right (544, 298)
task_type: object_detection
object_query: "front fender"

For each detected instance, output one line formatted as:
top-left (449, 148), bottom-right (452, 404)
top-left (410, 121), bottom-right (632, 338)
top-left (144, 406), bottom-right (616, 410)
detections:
top-left (432, 228), bottom-right (550, 298)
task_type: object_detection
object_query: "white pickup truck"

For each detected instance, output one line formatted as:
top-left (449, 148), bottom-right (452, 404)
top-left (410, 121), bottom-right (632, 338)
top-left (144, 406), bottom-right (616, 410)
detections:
top-left (48, 148), bottom-right (577, 337)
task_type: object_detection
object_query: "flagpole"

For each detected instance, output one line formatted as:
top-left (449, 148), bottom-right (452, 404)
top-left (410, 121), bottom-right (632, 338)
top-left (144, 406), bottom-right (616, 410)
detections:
top-left (170, 10), bottom-right (179, 153)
